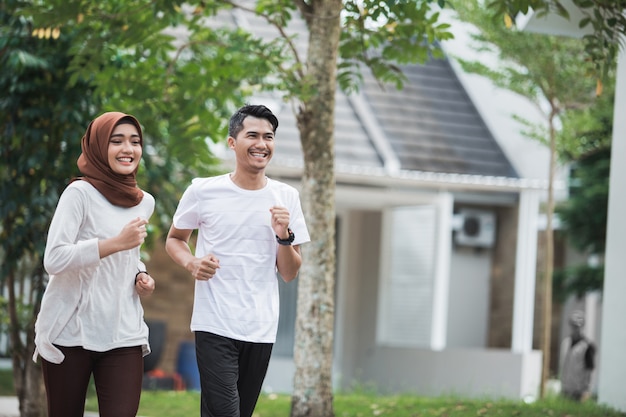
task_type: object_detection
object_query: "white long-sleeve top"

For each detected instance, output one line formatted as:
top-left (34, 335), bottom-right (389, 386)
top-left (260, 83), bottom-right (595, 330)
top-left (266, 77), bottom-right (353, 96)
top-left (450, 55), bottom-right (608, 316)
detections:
top-left (33, 180), bottom-right (154, 364)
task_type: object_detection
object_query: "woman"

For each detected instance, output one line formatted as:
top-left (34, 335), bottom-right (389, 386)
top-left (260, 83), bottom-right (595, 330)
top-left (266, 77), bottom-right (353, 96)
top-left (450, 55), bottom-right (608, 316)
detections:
top-left (33, 112), bottom-right (155, 417)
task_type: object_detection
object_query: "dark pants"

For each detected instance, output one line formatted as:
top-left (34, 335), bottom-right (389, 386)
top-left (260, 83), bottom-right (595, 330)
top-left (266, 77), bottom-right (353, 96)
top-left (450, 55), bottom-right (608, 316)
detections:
top-left (41, 345), bottom-right (143, 417)
top-left (195, 331), bottom-right (273, 417)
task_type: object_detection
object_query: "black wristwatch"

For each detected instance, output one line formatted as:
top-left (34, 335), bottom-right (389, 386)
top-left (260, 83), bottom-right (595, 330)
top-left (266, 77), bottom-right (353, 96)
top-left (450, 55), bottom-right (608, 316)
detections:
top-left (276, 228), bottom-right (295, 245)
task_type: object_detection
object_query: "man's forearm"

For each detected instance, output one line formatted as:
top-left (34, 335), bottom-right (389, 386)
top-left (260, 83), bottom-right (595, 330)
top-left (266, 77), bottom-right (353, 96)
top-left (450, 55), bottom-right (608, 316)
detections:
top-left (276, 245), bottom-right (302, 282)
top-left (165, 237), bottom-right (195, 271)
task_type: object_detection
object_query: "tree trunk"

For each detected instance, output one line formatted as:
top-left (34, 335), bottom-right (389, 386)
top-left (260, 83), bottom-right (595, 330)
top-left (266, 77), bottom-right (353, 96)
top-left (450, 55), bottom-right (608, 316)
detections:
top-left (540, 116), bottom-right (557, 398)
top-left (16, 350), bottom-right (45, 417)
top-left (7, 268), bottom-right (46, 417)
top-left (290, 1), bottom-right (341, 416)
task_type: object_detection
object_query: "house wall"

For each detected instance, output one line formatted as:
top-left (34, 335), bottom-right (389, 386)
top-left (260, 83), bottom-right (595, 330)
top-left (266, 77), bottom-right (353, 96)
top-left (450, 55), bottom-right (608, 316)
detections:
top-left (360, 346), bottom-right (541, 399)
top-left (331, 207), bottom-right (541, 399)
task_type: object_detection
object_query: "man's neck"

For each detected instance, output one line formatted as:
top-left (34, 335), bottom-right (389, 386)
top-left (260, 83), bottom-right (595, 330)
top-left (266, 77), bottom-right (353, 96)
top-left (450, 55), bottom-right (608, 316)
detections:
top-left (229, 171), bottom-right (267, 190)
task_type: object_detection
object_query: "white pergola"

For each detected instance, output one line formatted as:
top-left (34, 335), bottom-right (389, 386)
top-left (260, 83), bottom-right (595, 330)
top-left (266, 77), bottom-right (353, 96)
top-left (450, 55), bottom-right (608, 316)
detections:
top-left (518, 1), bottom-right (626, 412)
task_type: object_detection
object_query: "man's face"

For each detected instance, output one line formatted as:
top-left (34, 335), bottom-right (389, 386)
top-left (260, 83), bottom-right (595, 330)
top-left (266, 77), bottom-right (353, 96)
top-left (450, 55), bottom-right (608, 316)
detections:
top-left (228, 116), bottom-right (275, 173)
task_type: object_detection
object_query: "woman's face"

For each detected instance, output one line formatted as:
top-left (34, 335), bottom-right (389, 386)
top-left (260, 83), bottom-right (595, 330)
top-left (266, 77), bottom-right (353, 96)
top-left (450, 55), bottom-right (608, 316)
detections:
top-left (107, 123), bottom-right (142, 175)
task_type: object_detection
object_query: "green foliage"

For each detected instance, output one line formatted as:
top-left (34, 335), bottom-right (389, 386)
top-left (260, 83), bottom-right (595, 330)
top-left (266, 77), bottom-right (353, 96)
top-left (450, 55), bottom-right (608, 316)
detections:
top-left (553, 263), bottom-right (604, 302)
top-left (553, 85), bottom-right (612, 300)
top-left (486, 0), bottom-right (626, 79)
top-left (558, 147), bottom-right (610, 254)
top-left (339, 0), bottom-right (454, 92)
top-left (1, 0), bottom-right (96, 286)
top-left (0, 297), bottom-right (9, 347)
top-left (552, 78), bottom-right (611, 301)
top-left (556, 80), bottom-right (614, 161)
top-left (452, 0), bottom-right (598, 122)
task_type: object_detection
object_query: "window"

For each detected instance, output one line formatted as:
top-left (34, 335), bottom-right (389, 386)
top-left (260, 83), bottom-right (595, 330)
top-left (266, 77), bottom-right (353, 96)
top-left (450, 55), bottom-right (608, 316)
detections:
top-left (377, 205), bottom-right (438, 348)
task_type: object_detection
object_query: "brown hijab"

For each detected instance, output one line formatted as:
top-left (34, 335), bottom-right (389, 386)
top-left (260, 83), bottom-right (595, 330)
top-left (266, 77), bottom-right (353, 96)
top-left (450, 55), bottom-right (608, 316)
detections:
top-left (76, 112), bottom-right (144, 207)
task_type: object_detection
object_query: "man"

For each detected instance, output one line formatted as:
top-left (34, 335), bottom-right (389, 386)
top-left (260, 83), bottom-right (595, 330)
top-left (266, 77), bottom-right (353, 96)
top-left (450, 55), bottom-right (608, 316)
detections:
top-left (559, 310), bottom-right (596, 401)
top-left (165, 104), bottom-right (310, 417)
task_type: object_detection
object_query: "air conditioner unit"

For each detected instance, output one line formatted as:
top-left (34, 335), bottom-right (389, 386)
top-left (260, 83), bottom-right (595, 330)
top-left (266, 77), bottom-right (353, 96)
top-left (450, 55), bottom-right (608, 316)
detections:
top-left (453, 209), bottom-right (496, 248)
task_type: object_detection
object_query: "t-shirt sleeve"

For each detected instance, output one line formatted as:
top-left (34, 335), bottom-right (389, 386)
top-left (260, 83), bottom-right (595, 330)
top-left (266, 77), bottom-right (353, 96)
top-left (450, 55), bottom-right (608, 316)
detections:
top-left (172, 183), bottom-right (200, 230)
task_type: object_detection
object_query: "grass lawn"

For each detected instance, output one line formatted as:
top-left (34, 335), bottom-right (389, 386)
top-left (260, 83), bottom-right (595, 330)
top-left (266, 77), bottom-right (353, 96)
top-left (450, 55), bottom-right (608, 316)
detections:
top-left (0, 369), bottom-right (13, 396)
top-left (128, 391), bottom-right (626, 417)
top-left (1, 369), bottom-right (624, 416)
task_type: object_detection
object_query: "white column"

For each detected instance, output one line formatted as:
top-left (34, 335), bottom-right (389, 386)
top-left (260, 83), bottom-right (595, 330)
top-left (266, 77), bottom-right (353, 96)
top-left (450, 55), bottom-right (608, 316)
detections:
top-left (511, 189), bottom-right (541, 353)
top-left (431, 192), bottom-right (453, 350)
top-left (598, 47), bottom-right (626, 413)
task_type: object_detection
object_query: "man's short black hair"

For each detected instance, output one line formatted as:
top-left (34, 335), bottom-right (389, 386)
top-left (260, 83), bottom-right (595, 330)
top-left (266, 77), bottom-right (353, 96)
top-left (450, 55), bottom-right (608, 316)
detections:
top-left (228, 104), bottom-right (279, 138)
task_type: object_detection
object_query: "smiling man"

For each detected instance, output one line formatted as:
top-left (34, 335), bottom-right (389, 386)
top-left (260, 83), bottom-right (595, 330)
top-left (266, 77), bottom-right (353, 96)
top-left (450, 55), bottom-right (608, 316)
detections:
top-left (165, 104), bottom-right (310, 417)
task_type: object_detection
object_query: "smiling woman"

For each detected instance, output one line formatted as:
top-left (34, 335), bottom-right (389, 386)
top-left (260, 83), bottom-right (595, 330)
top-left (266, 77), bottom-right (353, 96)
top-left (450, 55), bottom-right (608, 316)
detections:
top-left (33, 112), bottom-right (156, 417)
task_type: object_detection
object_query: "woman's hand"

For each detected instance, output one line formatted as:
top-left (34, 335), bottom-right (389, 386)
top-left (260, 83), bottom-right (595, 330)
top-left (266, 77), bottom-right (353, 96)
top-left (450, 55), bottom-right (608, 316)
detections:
top-left (135, 271), bottom-right (155, 296)
top-left (98, 217), bottom-right (149, 259)
top-left (118, 217), bottom-right (149, 250)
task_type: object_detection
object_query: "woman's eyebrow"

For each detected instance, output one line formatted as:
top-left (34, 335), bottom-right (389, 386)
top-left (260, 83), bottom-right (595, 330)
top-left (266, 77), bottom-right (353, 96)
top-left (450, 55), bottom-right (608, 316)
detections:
top-left (110, 132), bottom-right (140, 138)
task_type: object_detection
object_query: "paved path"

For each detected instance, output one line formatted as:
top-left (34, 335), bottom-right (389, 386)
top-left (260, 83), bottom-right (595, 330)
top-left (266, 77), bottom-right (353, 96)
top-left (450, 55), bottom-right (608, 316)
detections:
top-left (0, 397), bottom-right (99, 417)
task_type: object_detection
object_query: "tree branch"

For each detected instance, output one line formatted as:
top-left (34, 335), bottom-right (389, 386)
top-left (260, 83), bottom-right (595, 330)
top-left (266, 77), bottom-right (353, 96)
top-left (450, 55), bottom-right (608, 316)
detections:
top-left (223, 0), bottom-right (305, 80)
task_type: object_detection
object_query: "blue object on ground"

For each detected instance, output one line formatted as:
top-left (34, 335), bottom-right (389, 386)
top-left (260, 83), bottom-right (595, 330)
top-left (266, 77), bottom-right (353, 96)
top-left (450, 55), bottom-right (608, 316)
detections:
top-left (176, 341), bottom-right (201, 391)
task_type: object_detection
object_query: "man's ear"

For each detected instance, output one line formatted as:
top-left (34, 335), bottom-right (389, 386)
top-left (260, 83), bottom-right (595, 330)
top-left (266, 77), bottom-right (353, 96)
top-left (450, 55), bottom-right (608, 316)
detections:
top-left (227, 137), bottom-right (236, 149)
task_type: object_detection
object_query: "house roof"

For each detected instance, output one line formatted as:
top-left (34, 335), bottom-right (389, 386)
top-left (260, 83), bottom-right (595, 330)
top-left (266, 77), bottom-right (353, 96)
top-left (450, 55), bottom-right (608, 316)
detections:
top-left (267, 56), bottom-right (520, 176)
top-left (359, 58), bottom-right (518, 178)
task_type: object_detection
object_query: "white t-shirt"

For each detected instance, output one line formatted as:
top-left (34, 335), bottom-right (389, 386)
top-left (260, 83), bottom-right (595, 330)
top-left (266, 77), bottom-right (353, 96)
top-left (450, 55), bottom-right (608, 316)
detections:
top-left (34, 180), bottom-right (154, 364)
top-left (173, 174), bottom-right (310, 343)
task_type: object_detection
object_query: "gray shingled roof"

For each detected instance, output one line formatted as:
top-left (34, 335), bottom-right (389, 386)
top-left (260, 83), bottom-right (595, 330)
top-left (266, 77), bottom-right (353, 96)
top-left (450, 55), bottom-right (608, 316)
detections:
top-left (359, 57), bottom-right (518, 177)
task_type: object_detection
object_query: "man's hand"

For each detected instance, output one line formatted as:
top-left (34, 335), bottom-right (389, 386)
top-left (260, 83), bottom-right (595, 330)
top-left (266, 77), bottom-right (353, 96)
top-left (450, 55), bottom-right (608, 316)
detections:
top-left (186, 254), bottom-right (220, 281)
top-left (270, 206), bottom-right (291, 239)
